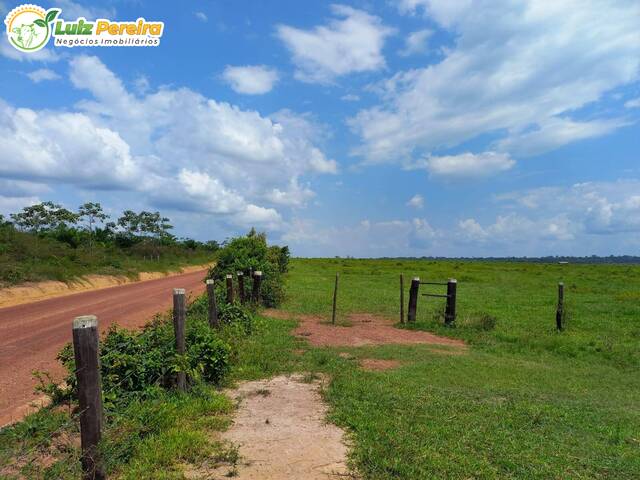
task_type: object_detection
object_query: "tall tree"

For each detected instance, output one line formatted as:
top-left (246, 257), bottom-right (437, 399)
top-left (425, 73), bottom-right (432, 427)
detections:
top-left (78, 202), bottom-right (109, 252)
top-left (117, 210), bottom-right (140, 237)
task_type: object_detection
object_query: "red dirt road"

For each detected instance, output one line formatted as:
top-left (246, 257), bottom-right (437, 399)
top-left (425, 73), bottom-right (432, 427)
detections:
top-left (0, 268), bottom-right (208, 427)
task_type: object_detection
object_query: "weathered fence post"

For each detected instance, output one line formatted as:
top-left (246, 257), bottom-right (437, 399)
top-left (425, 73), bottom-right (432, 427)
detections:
top-left (206, 279), bottom-right (218, 328)
top-left (332, 273), bottom-right (339, 325)
top-left (407, 277), bottom-right (420, 323)
top-left (172, 288), bottom-right (186, 392)
top-left (444, 279), bottom-right (457, 326)
top-left (72, 315), bottom-right (105, 480)
top-left (400, 274), bottom-right (404, 324)
top-left (237, 272), bottom-right (245, 303)
top-left (556, 282), bottom-right (564, 331)
top-left (226, 274), bottom-right (234, 304)
top-left (252, 271), bottom-right (263, 304)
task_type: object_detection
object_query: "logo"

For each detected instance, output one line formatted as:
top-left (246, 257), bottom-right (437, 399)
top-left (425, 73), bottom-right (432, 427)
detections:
top-left (4, 4), bottom-right (59, 52)
top-left (4, 4), bottom-right (163, 52)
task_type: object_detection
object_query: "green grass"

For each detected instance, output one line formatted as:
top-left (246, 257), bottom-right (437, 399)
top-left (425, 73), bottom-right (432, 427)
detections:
top-left (267, 258), bottom-right (640, 478)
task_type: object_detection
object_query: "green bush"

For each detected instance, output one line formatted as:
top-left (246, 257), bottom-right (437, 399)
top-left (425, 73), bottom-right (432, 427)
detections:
top-left (54, 300), bottom-right (254, 409)
top-left (209, 229), bottom-right (289, 307)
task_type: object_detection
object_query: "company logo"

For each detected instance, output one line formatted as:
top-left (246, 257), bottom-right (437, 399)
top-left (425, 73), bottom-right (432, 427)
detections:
top-left (4, 4), bottom-right (58, 52)
top-left (4, 4), bottom-right (164, 52)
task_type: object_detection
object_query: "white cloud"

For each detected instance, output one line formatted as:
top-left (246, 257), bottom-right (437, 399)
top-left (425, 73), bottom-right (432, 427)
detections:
top-left (222, 65), bottom-right (279, 95)
top-left (26, 68), bottom-right (61, 83)
top-left (352, 0), bottom-right (640, 163)
top-left (194, 11), bottom-right (208, 22)
top-left (624, 97), bottom-right (640, 108)
top-left (406, 194), bottom-right (424, 209)
top-left (0, 55), bottom-right (336, 231)
top-left (276, 4), bottom-right (394, 83)
top-left (412, 151), bottom-right (514, 179)
top-left (1, 36), bottom-right (59, 62)
top-left (341, 94), bottom-right (360, 102)
top-left (496, 117), bottom-right (627, 157)
top-left (399, 29), bottom-right (432, 56)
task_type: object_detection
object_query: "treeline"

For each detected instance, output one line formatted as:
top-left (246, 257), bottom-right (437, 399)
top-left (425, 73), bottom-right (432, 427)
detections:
top-left (377, 255), bottom-right (640, 264)
top-left (0, 202), bottom-right (219, 285)
top-left (0, 201), bottom-right (219, 251)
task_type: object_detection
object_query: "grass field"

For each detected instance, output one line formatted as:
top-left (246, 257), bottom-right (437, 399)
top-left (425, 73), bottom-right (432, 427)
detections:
top-left (1, 258), bottom-right (638, 479)
top-left (270, 258), bottom-right (640, 478)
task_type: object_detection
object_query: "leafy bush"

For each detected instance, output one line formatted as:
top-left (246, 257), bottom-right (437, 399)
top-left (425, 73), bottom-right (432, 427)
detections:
top-left (209, 229), bottom-right (289, 307)
top-left (54, 301), bottom-right (254, 409)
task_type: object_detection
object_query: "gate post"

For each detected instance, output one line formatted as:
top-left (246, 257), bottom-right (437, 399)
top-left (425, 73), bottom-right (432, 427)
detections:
top-left (237, 272), bottom-right (245, 303)
top-left (226, 274), bottom-right (234, 304)
top-left (444, 279), bottom-right (457, 326)
top-left (407, 277), bottom-right (420, 323)
top-left (556, 282), bottom-right (564, 331)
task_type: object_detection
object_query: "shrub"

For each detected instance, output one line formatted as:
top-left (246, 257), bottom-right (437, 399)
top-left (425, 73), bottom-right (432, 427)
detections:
top-left (53, 301), bottom-right (254, 409)
top-left (209, 229), bottom-right (289, 307)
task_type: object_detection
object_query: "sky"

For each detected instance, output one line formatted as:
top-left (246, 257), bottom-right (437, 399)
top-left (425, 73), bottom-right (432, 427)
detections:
top-left (1, 0), bottom-right (639, 257)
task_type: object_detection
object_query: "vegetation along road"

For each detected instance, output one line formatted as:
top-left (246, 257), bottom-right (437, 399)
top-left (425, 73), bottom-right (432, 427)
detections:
top-left (0, 267), bottom-right (208, 427)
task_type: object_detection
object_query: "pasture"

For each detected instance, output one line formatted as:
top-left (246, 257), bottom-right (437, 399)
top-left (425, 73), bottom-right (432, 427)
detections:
top-left (255, 258), bottom-right (640, 478)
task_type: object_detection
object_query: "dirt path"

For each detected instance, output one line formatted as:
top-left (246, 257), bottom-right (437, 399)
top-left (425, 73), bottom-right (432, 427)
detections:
top-left (0, 268), bottom-right (208, 427)
top-left (200, 375), bottom-right (353, 479)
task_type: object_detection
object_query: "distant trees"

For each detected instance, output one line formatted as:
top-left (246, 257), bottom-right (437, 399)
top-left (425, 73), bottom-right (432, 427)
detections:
top-left (10, 201), bottom-right (77, 234)
top-left (1, 202), bottom-right (215, 255)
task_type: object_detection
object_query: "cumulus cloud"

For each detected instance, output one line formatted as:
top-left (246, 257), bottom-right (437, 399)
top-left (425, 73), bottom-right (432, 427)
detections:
top-left (194, 11), bottom-right (208, 22)
top-left (0, 56), bottom-right (336, 230)
top-left (624, 97), bottom-right (640, 109)
top-left (56, 0), bottom-right (115, 20)
top-left (1, 36), bottom-right (59, 62)
top-left (222, 65), bottom-right (279, 95)
top-left (406, 194), bottom-right (424, 209)
top-left (351, 0), bottom-right (640, 163)
top-left (411, 151), bottom-right (514, 179)
top-left (27, 68), bottom-right (61, 83)
top-left (276, 4), bottom-right (394, 83)
top-left (399, 29), bottom-right (432, 56)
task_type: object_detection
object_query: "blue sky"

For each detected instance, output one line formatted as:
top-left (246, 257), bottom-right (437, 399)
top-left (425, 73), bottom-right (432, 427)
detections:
top-left (1, 0), bottom-right (639, 257)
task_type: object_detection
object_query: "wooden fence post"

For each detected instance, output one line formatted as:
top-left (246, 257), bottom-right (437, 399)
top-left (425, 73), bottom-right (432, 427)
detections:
top-left (400, 274), bottom-right (404, 324)
top-left (237, 272), bottom-right (245, 303)
top-left (407, 277), bottom-right (420, 323)
top-left (206, 279), bottom-right (218, 328)
top-left (444, 279), bottom-right (457, 326)
top-left (332, 273), bottom-right (339, 325)
top-left (172, 288), bottom-right (186, 392)
top-left (556, 282), bottom-right (564, 331)
top-left (226, 274), bottom-right (234, 304)
top-left (72, 315), bottom-right (105, 480)
top-left (252, 271), bottom-right (263, 304)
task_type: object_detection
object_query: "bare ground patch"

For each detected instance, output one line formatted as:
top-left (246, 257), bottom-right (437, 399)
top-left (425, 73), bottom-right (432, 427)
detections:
top-left (196, 375), bottom-right (355, 479)
top-left (271, 310), bottom-right (466, 349)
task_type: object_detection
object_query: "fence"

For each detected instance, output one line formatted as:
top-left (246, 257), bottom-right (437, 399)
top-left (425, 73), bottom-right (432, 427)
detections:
top-left (68, 271), bottom-right (262, 478)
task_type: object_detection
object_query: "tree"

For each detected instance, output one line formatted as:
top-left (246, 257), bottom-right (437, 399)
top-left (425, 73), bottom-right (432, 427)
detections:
top-left (117, 210), bottom-right (140, 237)
top-left (10, 202), bottom-right (77, 234)
top-left (78, 202), bottom-right (109, 252)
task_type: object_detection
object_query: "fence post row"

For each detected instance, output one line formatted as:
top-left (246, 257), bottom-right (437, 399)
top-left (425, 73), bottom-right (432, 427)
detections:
top-left (399, 274), bottom-right (404, 324)
top-left (252, 271), bottom-right (263, 304)
top-left (206, 279), bottom-right (219, 328)
top-left (172, 288), bottom-right (187, 392)
top-left (444, 279), bottom-right (457, 326)
top-left (72, 315), bottom-right (106, 480)
top-left (332, 273), bottom-right (339, 325)
top-left (226, 274), bottom-right (234, 304)
top-left (556, 282), bottom-right (564, 331)
top-left (407, 277), bottom-right (420, 323)
top-left (237, 272), bottom-right (246, 303)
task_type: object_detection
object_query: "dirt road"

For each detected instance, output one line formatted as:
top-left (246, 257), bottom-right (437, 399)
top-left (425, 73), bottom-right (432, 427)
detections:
top-left (0, 268), bottom-right (208, 427)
